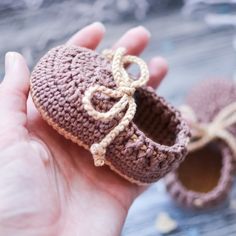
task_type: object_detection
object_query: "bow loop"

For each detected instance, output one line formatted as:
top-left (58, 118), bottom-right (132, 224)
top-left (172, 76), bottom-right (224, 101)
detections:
top-left (82, 47), bottom-right (149, 166)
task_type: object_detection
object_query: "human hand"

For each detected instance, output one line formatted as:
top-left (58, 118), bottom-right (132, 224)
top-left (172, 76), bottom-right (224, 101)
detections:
top-left (0, 22), bottom-right (168, 236)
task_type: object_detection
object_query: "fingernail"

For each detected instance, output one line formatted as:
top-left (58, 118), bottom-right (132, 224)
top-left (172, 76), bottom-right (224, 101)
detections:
top-left (5, 52), bottom-right (16, 73)
top-left (91, 22), bottom-right (106, 33)
top-left (151, 57), bottom-right (168, 70)
top-left (149, 57), bottom-right (168, 79)
top-left (134, 26), bottom-right (151, 38)
top-left (149, 62), bottom-right (157, 75)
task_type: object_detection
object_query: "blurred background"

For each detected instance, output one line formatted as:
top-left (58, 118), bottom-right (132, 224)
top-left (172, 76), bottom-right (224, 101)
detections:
top-left (1, 0), bottom-right (236, 235)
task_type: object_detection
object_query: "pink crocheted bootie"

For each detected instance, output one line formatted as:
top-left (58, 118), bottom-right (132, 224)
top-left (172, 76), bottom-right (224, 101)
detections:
top-left (30, 45), bottom-right (190, 184)
top-left (165, 79), bottom-right (236, 209)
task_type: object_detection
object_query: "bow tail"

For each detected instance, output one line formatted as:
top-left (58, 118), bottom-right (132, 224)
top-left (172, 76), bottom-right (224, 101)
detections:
top-left (91, 97), bottom-right (137, 166)
top-left (214, 101), bottom-right (236, 123)
top-left (188, 129), bottom-right (236, 159)
top-left (222, 113), bottom-right (236, 129)
top-left (188, 135), bottom-right (213, 153)
top-left (216, 130), bottom-right (236, 158)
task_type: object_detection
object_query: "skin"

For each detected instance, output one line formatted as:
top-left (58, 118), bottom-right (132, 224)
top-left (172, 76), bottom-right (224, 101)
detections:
top-left (0, 22), bottom-right (168, 236)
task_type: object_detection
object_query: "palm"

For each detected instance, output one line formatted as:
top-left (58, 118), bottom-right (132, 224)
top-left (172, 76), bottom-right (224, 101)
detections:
top-left (0, 23), bottom-right (168, 236)
top-left (22, 99), bottom-right (140, 235)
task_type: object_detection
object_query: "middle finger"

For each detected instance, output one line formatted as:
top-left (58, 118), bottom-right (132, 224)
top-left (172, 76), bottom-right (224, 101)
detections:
top-left (113, 26), bottom-right (150, 56)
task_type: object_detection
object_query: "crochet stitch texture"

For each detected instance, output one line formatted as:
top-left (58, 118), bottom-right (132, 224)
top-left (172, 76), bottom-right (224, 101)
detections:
top-left (30, 45), bottom-right (189, 184)
top-left (166, 79), bottom-right (236, 208)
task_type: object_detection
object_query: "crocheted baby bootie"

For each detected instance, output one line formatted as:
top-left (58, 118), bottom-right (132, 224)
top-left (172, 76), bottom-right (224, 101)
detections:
top-left (30, 44), bottom-right (190, 184)
top-left (165, 79), bottom-right (236, 209)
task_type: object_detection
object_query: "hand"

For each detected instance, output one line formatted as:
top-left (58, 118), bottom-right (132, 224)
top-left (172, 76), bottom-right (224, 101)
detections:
top-left (0, 22), bottom-right (168, 236)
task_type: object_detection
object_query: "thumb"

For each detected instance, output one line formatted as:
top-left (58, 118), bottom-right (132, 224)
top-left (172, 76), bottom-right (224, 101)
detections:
top-left (0, 52), bottom-right (30, 136)
top-left (3, 52), bottom-right (30, 94)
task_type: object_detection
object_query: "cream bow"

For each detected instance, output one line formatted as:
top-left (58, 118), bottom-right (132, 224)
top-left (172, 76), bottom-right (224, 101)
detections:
top-left (180, 102), bottom-right (236, 156)
top-left (82, 47), bottom-right (149, 166)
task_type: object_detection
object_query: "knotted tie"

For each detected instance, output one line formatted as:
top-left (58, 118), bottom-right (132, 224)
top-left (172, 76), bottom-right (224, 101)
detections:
top-left (82, 47), bottom-right (149, 166)
top-left (180, 102), bottom-right (236, 156)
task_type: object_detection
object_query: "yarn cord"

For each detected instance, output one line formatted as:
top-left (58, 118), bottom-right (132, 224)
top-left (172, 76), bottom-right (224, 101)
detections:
top-left (82, 47), bottom-right (149, 166)
top-left (180, 102), bottom-right (236, 157)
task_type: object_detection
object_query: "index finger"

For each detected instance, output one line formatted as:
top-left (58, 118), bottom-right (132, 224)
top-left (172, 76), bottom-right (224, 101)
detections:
top-left (66, 22), bottom-right (105, 49)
